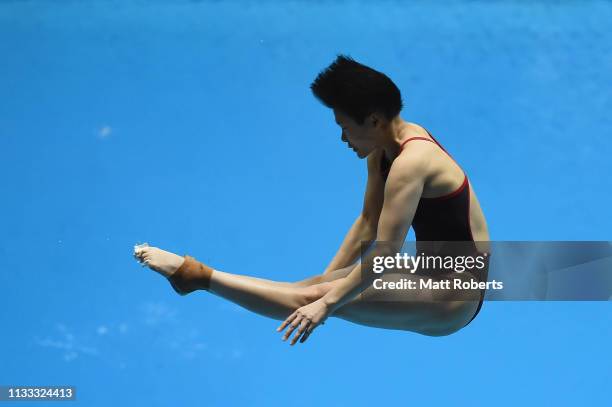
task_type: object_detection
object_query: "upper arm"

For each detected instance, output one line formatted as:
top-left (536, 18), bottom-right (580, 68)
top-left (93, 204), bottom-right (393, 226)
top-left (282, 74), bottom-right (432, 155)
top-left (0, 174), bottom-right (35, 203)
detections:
top-left (361, 151), bottom-right (385, 227)
top-left (375, 154), bottom-right (427, 243)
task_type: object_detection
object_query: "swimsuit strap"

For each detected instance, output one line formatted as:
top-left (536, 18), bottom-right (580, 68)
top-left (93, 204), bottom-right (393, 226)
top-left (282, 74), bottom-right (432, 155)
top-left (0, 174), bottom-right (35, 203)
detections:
top-left (399, 137), bottom-right (436, 150)
top-left (381, 137), bottom-right (433, 177)
top-left (399, 129), bottom-right (468, 187)
top-left (400, 129), bottom-right (460, 166)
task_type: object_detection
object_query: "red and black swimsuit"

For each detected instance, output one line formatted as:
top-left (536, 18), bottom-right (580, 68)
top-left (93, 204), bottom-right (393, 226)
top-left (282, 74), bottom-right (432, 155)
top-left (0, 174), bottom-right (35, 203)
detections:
top-left (380, 129), bottom-right (489, 326)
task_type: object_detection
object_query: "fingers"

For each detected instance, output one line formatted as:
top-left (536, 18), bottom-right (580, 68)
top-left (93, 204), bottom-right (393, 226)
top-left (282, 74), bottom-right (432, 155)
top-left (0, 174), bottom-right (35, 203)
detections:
top-left (300, 325), bottom-right (314, 343)
top-left (276, 311), bottom-right (297, 333)
top-left (278, 309), bottom-right (326, 345)
top-left (281, 314), bottom-right (301, 342)
top-left (290, 318), bottom-right (312, 345)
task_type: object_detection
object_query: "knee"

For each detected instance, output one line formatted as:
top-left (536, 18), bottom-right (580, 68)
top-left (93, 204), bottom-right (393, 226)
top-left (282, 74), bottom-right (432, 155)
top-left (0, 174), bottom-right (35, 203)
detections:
top-left (294, 282), bottom-right (330, 307)
top-left (291, 274), bottom-right (324, 288)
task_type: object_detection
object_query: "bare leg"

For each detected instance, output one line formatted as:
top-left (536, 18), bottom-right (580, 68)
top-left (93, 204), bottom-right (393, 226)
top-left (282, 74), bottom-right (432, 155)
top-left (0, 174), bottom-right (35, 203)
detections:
top-left (173, 261), bottom-right (357, 289)
top-left (135, 246), bottom-right (353, 320)
top-left (204, 264), bottom-right (363, 323)
top-left (206, 268), bottom-right (335, 320)
top-left (137, 247), bottom-right (479, 336)
top-left (329, 271), bottom-right (482, 336)
top-left (206, 263), bottom-right (361, 320)
top-left (291, 263), bottom-right (358, 287)
top-left (194, 263), bottom-right (479, 336)
top-left (239, 261), bottom-right (359, 288)
top-left (209, 268), bottom-right (480, 337)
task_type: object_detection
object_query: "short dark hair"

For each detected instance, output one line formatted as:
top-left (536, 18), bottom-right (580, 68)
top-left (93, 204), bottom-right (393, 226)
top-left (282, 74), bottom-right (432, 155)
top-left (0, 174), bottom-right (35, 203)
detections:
top-left (310, 54), bottom-right (403, 125)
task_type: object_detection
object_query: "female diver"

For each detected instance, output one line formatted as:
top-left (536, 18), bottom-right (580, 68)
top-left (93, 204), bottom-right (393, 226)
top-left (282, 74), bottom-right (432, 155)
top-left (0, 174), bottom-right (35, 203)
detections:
top-left (134, 55), bottom-right (490, 345)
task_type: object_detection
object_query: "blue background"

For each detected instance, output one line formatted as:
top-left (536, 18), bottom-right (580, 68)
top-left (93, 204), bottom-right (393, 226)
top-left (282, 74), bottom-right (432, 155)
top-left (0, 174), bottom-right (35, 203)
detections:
top-left (1, 1), bottom-right (610, 406)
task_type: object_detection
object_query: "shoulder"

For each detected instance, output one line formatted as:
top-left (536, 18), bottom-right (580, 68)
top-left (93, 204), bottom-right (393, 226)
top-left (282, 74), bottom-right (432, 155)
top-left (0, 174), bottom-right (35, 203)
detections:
top-left (387, 144), bottom-right (431, 183)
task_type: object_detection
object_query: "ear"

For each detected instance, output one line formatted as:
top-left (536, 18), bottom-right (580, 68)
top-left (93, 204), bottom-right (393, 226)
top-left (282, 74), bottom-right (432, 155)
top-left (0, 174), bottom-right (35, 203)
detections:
top-left (369, 112), bottom-right (381, 128)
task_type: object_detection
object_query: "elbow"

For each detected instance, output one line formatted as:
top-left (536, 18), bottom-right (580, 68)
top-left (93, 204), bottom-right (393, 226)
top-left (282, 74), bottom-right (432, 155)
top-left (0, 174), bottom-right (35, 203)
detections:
top-left (359, 213), bottom-right (378, 241)
top-left (369, 235), bottom-right (404, 258)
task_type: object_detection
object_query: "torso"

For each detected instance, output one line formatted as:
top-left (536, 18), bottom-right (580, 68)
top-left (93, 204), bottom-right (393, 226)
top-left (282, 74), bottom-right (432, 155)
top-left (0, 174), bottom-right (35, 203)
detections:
top-left (371, 123), bottom-right (491, 326)
top-left (375, 123), bottom-right (489, 245)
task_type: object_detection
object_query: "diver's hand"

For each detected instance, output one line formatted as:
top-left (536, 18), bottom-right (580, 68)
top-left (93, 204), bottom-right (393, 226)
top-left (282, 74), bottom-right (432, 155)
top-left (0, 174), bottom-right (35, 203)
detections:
top-left (277, 298), bottom-right (329, 345)
top-left (134, 245), bottom-right (185, 278)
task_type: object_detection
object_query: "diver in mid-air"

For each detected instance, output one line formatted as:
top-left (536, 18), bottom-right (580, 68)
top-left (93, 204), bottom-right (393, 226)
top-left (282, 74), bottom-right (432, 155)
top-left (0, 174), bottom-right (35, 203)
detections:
top-left (134, 55), bottom-right (490, 345)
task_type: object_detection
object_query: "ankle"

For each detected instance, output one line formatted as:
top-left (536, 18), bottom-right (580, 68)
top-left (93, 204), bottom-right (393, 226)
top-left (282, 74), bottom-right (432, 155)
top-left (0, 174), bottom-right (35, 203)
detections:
top-left (167, 255), bottom-right (213, 295)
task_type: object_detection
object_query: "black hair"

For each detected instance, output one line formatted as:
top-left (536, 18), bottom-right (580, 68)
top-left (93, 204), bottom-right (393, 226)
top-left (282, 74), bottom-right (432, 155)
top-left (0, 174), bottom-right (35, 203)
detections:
top-left (310, 54), bottom-right (403, 125)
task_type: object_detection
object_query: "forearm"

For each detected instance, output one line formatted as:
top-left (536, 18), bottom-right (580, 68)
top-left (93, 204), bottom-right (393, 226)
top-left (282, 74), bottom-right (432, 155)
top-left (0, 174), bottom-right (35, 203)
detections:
top-left (323, 214), bottom-right (376, 274)
top-left (322, 243), bottom-right (397, 311)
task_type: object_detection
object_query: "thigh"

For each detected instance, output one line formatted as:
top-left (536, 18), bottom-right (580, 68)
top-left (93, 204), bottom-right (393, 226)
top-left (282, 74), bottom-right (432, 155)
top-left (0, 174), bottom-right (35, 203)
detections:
top-left (329, 271), bottom-right (481, 336)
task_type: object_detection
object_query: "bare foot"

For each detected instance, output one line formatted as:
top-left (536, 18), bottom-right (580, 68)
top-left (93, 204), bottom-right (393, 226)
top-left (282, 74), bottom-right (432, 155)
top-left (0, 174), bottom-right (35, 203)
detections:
top-left (134, 246), bottom-right (185, 278)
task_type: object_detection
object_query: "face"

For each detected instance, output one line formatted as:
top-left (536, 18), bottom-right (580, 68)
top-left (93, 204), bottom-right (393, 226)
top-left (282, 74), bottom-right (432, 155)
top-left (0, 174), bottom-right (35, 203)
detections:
top-left (334, 109), bottom-right (379, 158)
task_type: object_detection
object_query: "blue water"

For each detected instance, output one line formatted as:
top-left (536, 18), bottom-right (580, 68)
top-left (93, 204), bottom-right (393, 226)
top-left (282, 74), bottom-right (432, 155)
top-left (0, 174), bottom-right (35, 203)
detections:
top-left (1, 1), bottom-right (610, 406)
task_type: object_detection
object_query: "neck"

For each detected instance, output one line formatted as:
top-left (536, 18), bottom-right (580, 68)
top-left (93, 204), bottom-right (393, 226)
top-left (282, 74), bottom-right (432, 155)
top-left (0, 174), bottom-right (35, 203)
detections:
top-left (380, 116), bottom-right (410, 161)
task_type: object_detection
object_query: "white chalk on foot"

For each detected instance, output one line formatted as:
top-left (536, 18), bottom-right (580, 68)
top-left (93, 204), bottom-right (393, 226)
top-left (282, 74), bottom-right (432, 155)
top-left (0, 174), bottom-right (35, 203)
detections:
top-left (134, 242), bottom-right (149, 253)
top-left (134, 242), bottom-right (149, 266)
